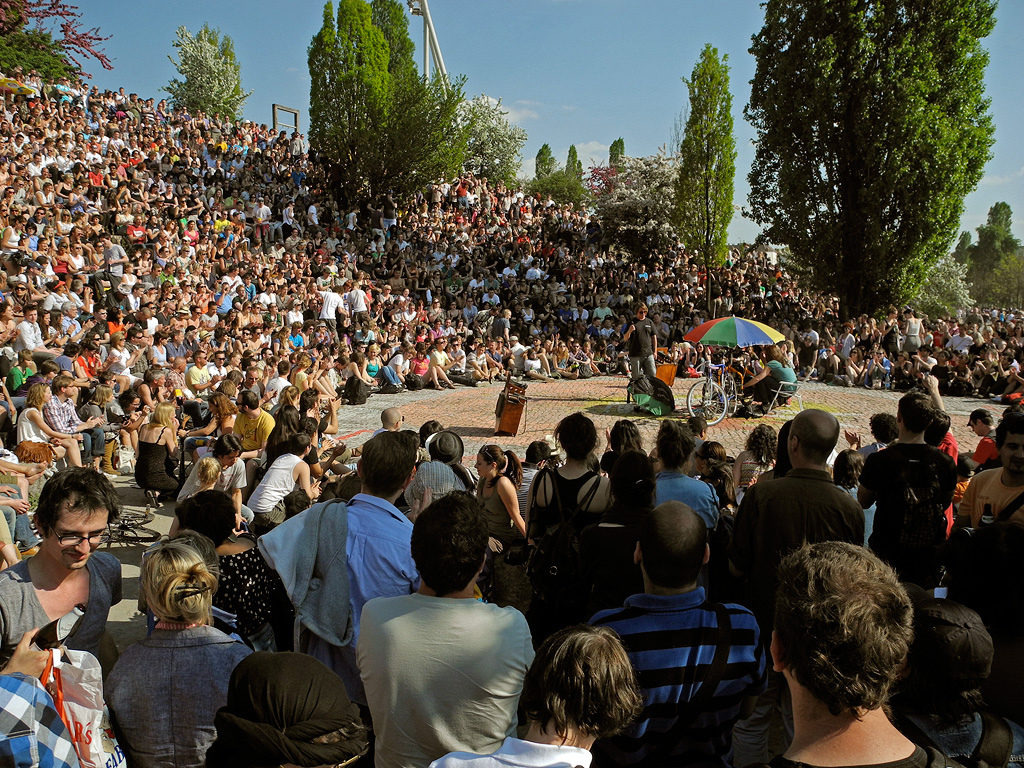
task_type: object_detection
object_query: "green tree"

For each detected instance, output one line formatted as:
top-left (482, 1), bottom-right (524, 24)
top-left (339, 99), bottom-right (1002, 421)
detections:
top-left (968, 202), bottom-right (1021, 292)
top-left (527, 170), bottom-right (588, 207)
top-left (534, 143), bottom-right (557, 179)
top-left (371, 0), bottom-right (415, 78)
top-left (746, 1), bottom-right (996, 319)
top-left (609, 137), bottom-right (625, 169)
top-left (566, 145), bottom-right (583, 181)
top-left (164, 24), bottom-right (252, 120)
top-left (460, 94), bottom-right (527, 186)
top-left (675, 44), bottom-right (736, 311)
top-left (0, 28), bottom-right (72, 80)
top-left (309, 0), bottom-right (465, 204)
top-left (990, 247), bottom-right (1024, 310)
top-left (952, 231), bottom-right (973, 265)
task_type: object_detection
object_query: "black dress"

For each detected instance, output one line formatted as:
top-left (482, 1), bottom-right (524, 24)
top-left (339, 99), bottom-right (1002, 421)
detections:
top-left (134, 426), bottom-right (179, 496)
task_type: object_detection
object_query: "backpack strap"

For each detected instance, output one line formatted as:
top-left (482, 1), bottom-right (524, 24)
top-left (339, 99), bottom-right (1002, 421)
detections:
top-left (995, 490), bottom-right (1024, 523)
top-left (972, 710), bottom-right (1012, 768)
top-left (640, 603), bottom-right (733, 761)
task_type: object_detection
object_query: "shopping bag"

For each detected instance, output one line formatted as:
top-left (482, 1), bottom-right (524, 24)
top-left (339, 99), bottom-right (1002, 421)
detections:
top-left (42, 649), bottom-right (126, 768)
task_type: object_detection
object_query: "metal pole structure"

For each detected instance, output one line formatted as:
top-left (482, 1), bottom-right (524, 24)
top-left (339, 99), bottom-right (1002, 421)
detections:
top-left (408, 0), bottom-right (448, 92)
top-left (423, 9), bottom-right (430, 80)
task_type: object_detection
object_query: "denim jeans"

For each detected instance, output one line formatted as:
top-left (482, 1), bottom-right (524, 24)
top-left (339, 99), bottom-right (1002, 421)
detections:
top-left (80, 426), bottom-right (105, 460)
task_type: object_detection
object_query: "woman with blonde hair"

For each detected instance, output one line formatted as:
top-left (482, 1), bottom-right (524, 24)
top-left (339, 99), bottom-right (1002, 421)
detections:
top-left (106, 539), bottom-right (251, 768)
top-left (135, 402), bottom-right (180, 506)
top-left (15, 382), bottom-right (79, 466)
top-left (183, 391), bottom-right (237, 459)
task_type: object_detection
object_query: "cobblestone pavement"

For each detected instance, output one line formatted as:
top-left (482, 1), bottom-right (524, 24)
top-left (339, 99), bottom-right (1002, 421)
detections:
top-left (103, 374), bottom-right (996, 648)
top-left (333, 374), bottom-right (991, 461)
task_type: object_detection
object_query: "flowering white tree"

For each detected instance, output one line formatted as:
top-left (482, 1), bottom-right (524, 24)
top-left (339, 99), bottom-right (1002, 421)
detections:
top-left (164, 25), bottom-right (252, 121)
top-left (459, 95), bottom-right (527, 186)
top-left (592, 153), bottom-right (679, 258)
top-left (913, 252), bottom-right (974, 318)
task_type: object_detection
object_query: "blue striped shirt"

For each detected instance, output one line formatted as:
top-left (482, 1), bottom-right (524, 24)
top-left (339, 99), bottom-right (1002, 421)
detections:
top-left (591, 587), bottom-right (766, 767)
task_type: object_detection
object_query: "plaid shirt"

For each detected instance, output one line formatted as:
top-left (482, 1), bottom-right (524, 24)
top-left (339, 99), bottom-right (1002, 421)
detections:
top-left (0, 672), bottom-right (81, 767)
top-left (42, 395), bottom-right (81, 435)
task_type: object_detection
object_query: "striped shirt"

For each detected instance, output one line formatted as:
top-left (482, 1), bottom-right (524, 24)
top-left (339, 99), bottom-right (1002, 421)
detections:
top-left (591, 587), bottom-right (766, 767)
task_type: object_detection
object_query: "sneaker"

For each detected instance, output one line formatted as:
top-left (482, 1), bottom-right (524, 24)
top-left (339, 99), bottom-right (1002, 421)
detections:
top-left (18, 546), bottom-right (38, 558)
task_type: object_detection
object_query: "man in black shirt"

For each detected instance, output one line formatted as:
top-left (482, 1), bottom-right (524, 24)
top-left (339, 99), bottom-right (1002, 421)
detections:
top-left (859, 392), bottom-right (956, 588)
top-left (623, 303), bottom-right (656, 381)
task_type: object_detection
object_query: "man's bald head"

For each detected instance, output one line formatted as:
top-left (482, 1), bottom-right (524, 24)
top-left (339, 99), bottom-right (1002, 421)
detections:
top-left (789, 409), bottom-right (840, 467)
top-left (381, 407), bottom-right (403, 431)
top-left (639, 501), bottom-right (708, 589)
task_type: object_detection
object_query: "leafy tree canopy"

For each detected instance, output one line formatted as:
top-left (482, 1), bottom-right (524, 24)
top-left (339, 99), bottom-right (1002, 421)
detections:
top-left (460, 94), bottom-right (527, 186)
top-left (534, 143), bottom-right (557, 179)
top-left (676, 43), bottom-right (736, 284)
top-left (746, 0), bottom-right (996, 319)
top-left (592, 153), bottom-right (678, 258)
top-left (165, 24), bottom-right (252, 121)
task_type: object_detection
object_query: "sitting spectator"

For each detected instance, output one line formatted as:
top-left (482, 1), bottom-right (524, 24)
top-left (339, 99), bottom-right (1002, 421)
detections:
top-left (247, 433), bottom-right (320, 534)
top-left (106, 538), bottom-right (251, 768)
top-left (430, 625), bottom-right (642, 768)
top-left (833, 448), bottom-right (875, 546)
top-left (732, 423), bottom-right (777, 503)
top-left (205, 652), bottom-right (368, 768)
top-left (135, 402), bottom-right (180, 506)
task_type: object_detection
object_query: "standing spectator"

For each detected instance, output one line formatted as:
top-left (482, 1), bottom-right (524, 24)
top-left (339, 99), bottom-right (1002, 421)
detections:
top-left (769, 543), bottom-right (931, 768)
top-left (259, 430), bottom-right (419, 705)
top-left (729, 409), bottom-right (865, 766)
top-left (0, 468), bottom-right (122, 669)
top-left (429, 625), bottom-right (642, 768)
top-left (590, 501), bottom-right (765, 766)
top-left (962, 411), bottom-right (1024, 527)
top-left (653, 420), bottom-right (719, 529)
top-left (623, 303), bottom-right (656, 381)
top-left (859, 392), bottom-right (956, 588)
top-left (359, 492), bottom-right (534, 768)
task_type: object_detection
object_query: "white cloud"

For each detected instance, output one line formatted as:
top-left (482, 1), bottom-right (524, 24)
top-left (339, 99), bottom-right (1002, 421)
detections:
top-left (480, 95), bottom-right (538, 125)
top-left (519, 156), bottom-right (536, 180)
top-left (574, 140), bottom-right (610, 169)
top-left (981, 166), bottom-right (1024, 185)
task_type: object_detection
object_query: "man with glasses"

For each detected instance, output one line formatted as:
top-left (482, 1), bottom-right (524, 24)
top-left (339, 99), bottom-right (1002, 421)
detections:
top-left (0, 468), bottom-right (122, 669)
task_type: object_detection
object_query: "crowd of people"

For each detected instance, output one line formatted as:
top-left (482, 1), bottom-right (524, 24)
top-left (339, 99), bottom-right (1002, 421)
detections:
top-left (0, 69), bottom-right (1024, 768)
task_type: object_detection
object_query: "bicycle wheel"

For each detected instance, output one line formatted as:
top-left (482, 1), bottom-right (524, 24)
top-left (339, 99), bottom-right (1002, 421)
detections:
top-left (721, 373), bottom-right (740, 415)
top-left (686, 379), bottom-right (728, 426)
top-left (119, 510), bottom-right (155, 526)
top-left (110, 525), bottom-right (162, 544)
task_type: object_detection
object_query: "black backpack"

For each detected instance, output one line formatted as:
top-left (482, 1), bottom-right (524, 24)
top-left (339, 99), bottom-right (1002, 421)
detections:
top-left (527, 468), bottom-right (601, 614)
top-left (344, 377), bottom-right (370, 405)
top-left (404, 373), bottom-right (424, 391)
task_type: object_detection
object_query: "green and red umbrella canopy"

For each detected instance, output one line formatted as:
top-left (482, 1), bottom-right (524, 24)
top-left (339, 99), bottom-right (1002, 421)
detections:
top-left (683, 316), bottom-right (785, 348)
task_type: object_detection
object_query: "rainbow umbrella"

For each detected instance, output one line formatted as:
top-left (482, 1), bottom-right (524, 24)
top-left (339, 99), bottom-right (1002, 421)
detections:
top-left (0, 78), bottom-right (36, 96)
top-left (683, 316), bottom-right (786, 348)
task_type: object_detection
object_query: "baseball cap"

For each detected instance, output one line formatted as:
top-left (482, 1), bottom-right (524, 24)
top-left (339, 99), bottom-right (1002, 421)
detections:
top-left (906, 585), bottom-right (993, 681)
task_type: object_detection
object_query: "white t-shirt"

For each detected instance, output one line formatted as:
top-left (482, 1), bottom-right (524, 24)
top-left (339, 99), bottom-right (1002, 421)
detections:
top-left (320, 291), bottom-right (344, 320)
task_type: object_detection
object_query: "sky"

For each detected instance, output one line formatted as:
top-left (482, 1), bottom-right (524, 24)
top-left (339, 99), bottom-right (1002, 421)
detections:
top-left (83, 0), bottom-right (1024, 244)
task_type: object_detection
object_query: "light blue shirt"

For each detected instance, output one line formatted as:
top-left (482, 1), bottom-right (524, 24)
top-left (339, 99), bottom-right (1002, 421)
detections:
top-left (335, 493), bottom-right (418, 703)
top-left (655, 471), bottom-right (720, 529)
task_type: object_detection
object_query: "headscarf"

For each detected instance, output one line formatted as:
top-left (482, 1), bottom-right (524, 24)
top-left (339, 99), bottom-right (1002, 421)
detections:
top-left (205, 652), bottom-right (368, 768)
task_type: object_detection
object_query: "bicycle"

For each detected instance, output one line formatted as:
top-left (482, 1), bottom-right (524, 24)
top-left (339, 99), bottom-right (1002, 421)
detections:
top-left (686, 351), bottom-right (759, 425)
top-left (105, 509), bottom-right (161, 546)
top-left (686, 360), bottom-right (729, 425)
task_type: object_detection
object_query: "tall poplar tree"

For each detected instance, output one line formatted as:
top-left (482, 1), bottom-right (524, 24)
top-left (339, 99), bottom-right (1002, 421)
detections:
top-left (535, 144), bottom-right (556, 178)
top-left (675, 43), bottom-right (735, 309)
top-left (746, 0), bottom-right (996, 318)
top-left (566, 144), bottom-right (583, 180)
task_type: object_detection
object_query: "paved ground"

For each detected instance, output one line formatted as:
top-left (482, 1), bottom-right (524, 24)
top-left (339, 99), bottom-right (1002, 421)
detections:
top-left (102, 374), bottom-right (996, 649)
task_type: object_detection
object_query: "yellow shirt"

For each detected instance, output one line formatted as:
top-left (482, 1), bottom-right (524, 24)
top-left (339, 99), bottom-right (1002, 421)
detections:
top-left (234, 409), bottom-right (276, 453)
top-left (962, 468), bottom-right (1024, 527)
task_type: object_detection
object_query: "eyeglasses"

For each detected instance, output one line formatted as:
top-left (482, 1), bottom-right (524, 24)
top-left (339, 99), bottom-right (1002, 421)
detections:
top-left (56, 530), bottom-right (110, 547)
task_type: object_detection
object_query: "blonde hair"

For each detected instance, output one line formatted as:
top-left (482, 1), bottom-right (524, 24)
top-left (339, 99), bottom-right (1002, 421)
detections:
top-left (26, 382), bottom-right (49, 409)
top-left (278, 385), bottom-right (299, 409)
top-left (141, 539), bottom-right (218, 625)
top-left (91, 384), bottom-right (113, 406)
top-left (195, 457), bottom-right (222, 487)
top-left (150, 402), bottom-right (175, 428)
